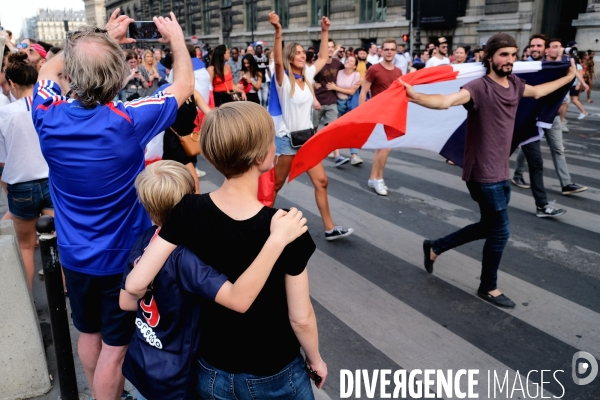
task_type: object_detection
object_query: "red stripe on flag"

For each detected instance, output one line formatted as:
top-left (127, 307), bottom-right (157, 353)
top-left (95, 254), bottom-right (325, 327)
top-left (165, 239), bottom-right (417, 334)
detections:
top-left (288, 66), bottom-right (458, 181)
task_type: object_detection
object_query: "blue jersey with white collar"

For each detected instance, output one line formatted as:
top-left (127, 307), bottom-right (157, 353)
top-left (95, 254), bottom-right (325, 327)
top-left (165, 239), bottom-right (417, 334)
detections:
top-left (32, 80), bottom-right (178, 276)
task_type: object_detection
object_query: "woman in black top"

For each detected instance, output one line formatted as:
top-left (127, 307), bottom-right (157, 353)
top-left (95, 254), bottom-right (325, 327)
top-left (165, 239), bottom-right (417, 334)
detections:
top-left (132, 102), bottom-right (327, 399)
top-left (238, 54), bottom-right (262, 104)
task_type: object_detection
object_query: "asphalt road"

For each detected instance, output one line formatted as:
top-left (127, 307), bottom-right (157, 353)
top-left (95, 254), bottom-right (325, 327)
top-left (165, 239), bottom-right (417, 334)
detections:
top-left (3, 94), bottom-right (597, 399)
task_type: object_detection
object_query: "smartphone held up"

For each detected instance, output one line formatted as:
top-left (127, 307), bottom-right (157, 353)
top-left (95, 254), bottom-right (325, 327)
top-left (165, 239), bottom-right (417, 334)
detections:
top-left (128, 21), bottom-right (162, 41)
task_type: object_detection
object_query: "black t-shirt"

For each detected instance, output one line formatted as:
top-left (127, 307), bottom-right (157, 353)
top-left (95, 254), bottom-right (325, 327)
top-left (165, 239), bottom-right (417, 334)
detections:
top-left (162, 94), bottom-right (198, 165)
top-left (159, 193), bottom-right (316, 376)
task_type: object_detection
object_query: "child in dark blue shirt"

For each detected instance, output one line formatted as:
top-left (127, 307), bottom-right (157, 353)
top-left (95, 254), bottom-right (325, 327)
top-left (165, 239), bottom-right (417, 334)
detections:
top-left (120, 160), bottom-right (307, 400)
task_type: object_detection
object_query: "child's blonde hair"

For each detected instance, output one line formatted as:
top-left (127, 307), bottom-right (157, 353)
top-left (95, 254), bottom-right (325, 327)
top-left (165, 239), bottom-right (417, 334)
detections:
top-left (135, 160), bottom-right (195, 226)
top-left (200, 102), bottom-right (274, 179)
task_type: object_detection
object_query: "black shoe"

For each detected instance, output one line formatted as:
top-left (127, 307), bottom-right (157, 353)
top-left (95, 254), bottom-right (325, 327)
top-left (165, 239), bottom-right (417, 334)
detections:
top-left (511, 177), bottom-right (530, 189)
top-left (325, 226), bottom-right (354, 241)
top-left (536, 205), bottom-right (566, 218)
top-left (477, 291), bottom-right (516, 309)
top-left (422, 240), bottom-right (435, 273)
top-left (562, 183), bottom-right (588, 195)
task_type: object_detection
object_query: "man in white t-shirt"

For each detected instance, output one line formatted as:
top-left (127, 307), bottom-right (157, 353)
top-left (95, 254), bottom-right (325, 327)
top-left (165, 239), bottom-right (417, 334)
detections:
top-left (393, 51), bottom-right (409, 74)
top-left (366, 43), bottom-right (380, 65)
top-left (425, 37), bottom-right (450, 68)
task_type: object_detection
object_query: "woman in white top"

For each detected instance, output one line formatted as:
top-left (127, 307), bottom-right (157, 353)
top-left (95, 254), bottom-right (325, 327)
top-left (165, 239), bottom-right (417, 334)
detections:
top-left (326, 56), bottom-right (362, 165)
top-left (0, 53), bottom-right (54, 288)
top-left (270, 12), bottom-right (354, 241)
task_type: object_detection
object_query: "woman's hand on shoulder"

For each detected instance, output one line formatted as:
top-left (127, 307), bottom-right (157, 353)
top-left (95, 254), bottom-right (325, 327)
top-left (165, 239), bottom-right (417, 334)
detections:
top-left (269, 208), bottom-right (308, 248)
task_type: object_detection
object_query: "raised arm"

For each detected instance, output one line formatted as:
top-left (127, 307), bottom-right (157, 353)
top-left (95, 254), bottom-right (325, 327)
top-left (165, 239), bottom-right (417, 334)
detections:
top-left (313, 17), bottom-right (331, 75)
top-left (286, 270), bottom-right (328, 389)
top-left (214, 208), bottom-right (307, 313)
top-left (400, 79), bottom-right (471, 109)
top-left (154, 13), bottom-right (194, 106)
top-left (523, 63), bottom-right (576, 99)
top-left (38, 52), bottom-right (64, 82)
top-left (269, 12), bottom-right (284, 87)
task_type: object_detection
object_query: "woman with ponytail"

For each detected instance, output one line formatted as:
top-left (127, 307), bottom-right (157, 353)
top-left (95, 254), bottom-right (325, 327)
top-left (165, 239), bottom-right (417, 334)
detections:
top-left (0, 52), bottom-right (53, 288)
top-left (269, 11), bottom-right (354, 241)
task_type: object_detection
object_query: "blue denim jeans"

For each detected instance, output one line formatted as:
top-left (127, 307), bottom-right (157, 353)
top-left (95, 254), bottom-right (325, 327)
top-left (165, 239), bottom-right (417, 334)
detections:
top-left (197, 355), bottom-right (314, 400)
top-left (432, 180), bottom-right (511, 293)
top-left (336, 98), bottom-right (358, 155)
top-left (7, 178), bottom-right (54, 220)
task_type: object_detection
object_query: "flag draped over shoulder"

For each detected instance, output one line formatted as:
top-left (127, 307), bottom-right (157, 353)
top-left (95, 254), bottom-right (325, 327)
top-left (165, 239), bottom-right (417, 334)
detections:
top-left (289, 61), bottom-right (571, 181)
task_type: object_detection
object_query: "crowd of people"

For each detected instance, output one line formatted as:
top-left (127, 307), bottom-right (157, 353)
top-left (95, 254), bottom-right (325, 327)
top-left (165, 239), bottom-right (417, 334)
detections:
top-left (0, 6), bottom-right (594, 400)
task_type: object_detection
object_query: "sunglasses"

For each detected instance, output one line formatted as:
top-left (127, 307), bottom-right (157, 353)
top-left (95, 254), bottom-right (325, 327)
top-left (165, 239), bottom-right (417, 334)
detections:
top-left (304, 360), bottom-right (322, 385)
top-left (17, 43), bottom-right (29, 49)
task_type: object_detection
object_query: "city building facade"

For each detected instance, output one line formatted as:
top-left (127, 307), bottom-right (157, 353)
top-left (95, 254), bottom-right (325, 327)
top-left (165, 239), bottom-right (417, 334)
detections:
top-left (105, 0), bottom-right (600, 54)
top-left (84, 0), bottom-right (108, 27)
top-left (23, 9), bottom-right (86, 46)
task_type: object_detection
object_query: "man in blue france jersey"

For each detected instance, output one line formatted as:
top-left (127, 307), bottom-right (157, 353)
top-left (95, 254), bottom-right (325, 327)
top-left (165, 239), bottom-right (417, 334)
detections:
top-left (32, 9), bottom-right (194, 400)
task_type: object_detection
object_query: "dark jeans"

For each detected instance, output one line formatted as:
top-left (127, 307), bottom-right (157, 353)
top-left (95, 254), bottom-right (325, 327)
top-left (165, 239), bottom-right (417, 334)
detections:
top-left (513, 140), bottom-right (548, 208)
top-left (197, 355), bottom-right (314, 400)
top-left (432, 180), bottom-right (511, 293)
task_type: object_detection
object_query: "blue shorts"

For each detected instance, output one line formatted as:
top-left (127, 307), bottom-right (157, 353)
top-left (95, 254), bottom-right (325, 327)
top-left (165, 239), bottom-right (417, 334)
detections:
top-left (7, 179), bottom-right (54, 220)
top-left (275, 135), bottom-right (298, 156)
top-left (63, 268), bottom-right (136, 346)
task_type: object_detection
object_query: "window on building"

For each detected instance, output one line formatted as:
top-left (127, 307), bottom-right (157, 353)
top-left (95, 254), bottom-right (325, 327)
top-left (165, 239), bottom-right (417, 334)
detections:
top-left (311, 0), bottom-right (329, 26)
top-left (186, 1), bottom-right (194, 32)
top-left (202, 0), bottom-right (210, 34)
top-left (360, 0), bottom-right (386, 22)
top-left (274, 0), bottom-right (289, 28)
top-left (246, 0), bottom-right (257, 31)
top-left (222, 0), bottom-right (232, 6)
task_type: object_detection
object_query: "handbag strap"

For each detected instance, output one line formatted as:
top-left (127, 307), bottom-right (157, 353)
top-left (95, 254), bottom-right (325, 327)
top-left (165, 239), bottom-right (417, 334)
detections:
top-left (169, 126), bottom-right (182, 138)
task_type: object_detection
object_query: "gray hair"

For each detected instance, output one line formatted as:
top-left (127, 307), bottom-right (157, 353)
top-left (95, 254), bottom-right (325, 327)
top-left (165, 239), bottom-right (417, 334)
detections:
top-left (63, 25), bottom-right (126, 108)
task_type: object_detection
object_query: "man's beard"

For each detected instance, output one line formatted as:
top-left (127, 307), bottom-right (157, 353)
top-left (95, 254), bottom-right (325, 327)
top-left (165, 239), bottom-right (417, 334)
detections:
top-left (530, 51), bottom-right (543, 61)
top-left (492, 61), bottom-right (513, 77)
top-left (357, 55), bottom-right (366, 61)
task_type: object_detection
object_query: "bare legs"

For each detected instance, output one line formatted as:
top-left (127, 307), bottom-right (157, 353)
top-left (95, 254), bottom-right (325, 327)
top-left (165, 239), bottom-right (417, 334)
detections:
top-left (12, 209), bottom-right (54, 288)
top-left (274, 155), bottom-right (335, 230)
top-left (571, 94), bottom-right (588, 116)
top-left (369, 148), bottom-right (392, 180)
top-left (79, 332), bottom-right (128, 400)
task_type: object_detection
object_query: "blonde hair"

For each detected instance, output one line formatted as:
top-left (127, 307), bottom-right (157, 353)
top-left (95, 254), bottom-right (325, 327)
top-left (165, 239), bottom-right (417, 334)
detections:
top-left (142, 49), bottom-right (157, 73)
top-left (135, 160), bottom-right (195, 226)
top-left (200, 102), bottom-right (274, 179)
top-left (282, 42), bottom-right (315, 98)
top-left (63, 25), bottom-right (127, 108)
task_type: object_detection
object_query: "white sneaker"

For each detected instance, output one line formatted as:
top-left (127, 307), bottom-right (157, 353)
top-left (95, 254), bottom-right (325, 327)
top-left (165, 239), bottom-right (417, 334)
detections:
top-left (195, 168), bottom-right (206, 178)
top-left (350, 155), bottom-right (363, 166)
top-left (372, 179), bottom-right (388, 196)
top-left (327, 152), bottom-right (335, 158)
top-left (368, 179), bottom-right (388, 191)
top-left (561, 124), bottom-right (569, 133)
top-left (577, 113), bottom-right (588, 120)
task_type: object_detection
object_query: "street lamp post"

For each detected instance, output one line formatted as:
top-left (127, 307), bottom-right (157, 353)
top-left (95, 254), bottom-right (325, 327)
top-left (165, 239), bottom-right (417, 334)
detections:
top-left (414, 0), bottom-right (422, 55)
top-left (251, 0), bottom-right (255, 44)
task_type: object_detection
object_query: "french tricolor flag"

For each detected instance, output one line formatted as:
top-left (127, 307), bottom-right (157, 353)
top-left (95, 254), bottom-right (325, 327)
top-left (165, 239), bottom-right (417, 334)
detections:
top-left (288, 61), bottom-right (571, 181)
